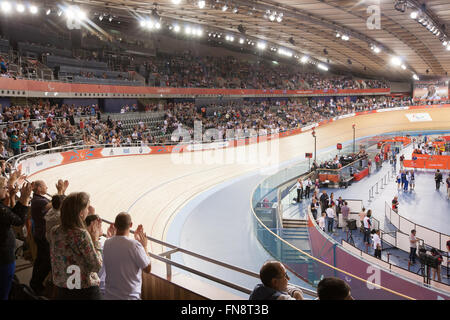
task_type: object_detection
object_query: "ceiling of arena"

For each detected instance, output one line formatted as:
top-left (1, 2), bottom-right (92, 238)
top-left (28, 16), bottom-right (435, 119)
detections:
top-left (44, 0), bottom-right (450, 81)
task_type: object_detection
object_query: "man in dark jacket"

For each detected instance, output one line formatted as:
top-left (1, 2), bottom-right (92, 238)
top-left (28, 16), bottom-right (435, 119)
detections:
top-left (29, 180), bottom-right (52, 295)
top-left (435, 169), bottom-right (443, 190)
top-left (0, 180), bottom-right (32, 300)
top-left (249, 261), bottom-right (303, 300)
top-left (320, 190), bottom-right (329, 213)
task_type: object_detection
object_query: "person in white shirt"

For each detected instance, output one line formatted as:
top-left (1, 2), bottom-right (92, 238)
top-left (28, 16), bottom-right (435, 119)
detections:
top-left (318, 212), bottom-right (326, 231)
top-left (103, 212), bottom-right (151, 300)
top-left (363, 210), bottom-right (372, 245)
top-left (325, 204), bottom-right (336, 233)
top-left (372, 229), bottom-right (381, 259)
top-left (295, 179), bottom-right (303, 203)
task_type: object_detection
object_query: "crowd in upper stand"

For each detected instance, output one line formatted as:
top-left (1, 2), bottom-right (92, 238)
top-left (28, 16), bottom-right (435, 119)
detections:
top-left (0, 95), bottom-right (419, 160)
top-left (141, 51), bottom-right (389, 90)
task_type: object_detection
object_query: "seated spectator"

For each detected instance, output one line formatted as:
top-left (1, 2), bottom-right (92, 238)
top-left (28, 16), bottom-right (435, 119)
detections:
top-left (49, 192), bottom-right (103, 300)
top-left (102, 212), bottom-right (151, 300)
top-left (0, 177), bottom-right (32, 300)
top-left (249, 260), bottom-right (304, 300)
top-left (317, 277), bottom-right (353, 300)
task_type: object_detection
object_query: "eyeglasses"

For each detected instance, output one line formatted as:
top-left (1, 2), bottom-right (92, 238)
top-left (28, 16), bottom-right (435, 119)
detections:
top-left (278, 272), bottom-right (289, 280)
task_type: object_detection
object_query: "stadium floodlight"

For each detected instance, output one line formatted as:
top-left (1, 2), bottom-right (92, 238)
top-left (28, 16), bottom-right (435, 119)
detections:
top-left (390, 56), bottom-right (402, 66)
top-left (443, 41), bottom-right (448, 46)
top-left (269, 13), bottom-right (276, 21)
top-left (174, 24), bottom-right (180, 33)
top-left (373, 46), bottom-right (381, 54)
top-left (140, 20), bottom-right (146, 27)
top-left (317, 63), bottom-right (328, 71)
top-left (29, 5), bottom-right (38, 14)
top-left (185, 26), bottom-right (192, 35)
top-left (300, 56), bottom-right (309, 63)
top-left (410, 11), bottom-right (418, 19)
top-left (257, 42), bottom-right (266, 50)
top-left (147, 20), bottom-right (154, 29)
top-left (16, 4), bottom-right (25, 13)
top-left (198, 0), bottom-right (205, 9)
top-left (341, 35), bottom-right (350, 41)
top-left (447, 44), bottom-right (450, 51)
top-left (99, 15), bottom-right (104, 21)
top-left (172, 0), bottom-right (181, 4)
top-left (412, 74), bottom-right (419, 80)
top-left (276, 13), bottom-right (283, 23)
top-left (155, 22), bottom-right (161, 29)
top-left (401, 64), bottom-right (406, 70)
top-left (1, 1), bottom-right (12, 13)
top-left (46, 8), bottom-right (51, 15)
top-left (222, 5), bottom-right (228, 12)
top-left (239, 38), bottom-right (244, 44)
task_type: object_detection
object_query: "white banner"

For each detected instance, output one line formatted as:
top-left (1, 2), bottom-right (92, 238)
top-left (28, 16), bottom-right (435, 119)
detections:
top-left (101, 146), bottom-right (152, 157)
top-left (186, 141), bottom-right (230, 152)
top-left (405, 113), bottom-right (432, 122)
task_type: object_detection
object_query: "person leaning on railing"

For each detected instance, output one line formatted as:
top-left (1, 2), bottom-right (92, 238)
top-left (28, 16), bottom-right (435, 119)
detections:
top-left (249, 261), bottom-right (304, 300)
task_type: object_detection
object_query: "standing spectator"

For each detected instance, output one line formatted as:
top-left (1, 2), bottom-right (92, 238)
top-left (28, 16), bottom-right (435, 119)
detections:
top-left (404, 170), bottom-right (410, 192)
top-left (304, 178), bottom-right (312, 199)
top-left (295, 179), bottom-right (303, 203)
top-left (0, 177), bottom-right (32, 300)
top-left (358, 207), bottom-right (366, 233)
top-left (372, 229), bottom-right (381, 259)
top-left (435, 169), bottom-right (443, 191)
top-left (399, 154), bottom-right (405, 170)
top-left (249, 261), bottom-right (304, 300)
top-left (317, 277), bottom-right (353, 300)
top-left (326, 203), bottom-right (336, 233)
top-left (400, 170), bottom-right (406, 190)
top-left (341, 201), bottom-right (350, 231)
top-left (318, 212), bottom-right (326, 231)
top-left (396, 171), bottom-right (401, 189)
top-left (44, 194), bottom-right (66, 243)
top-left (310, 198), bottom-right (318, 220)
top-left (430, 248), bottom-right (443, 282)
top-left (319, 190), bottom-right (329, 213)
top-left (409, 170), bottom-right (415, 191)
top-left (103, 212), bottom-right (152, 300)
top-left (409, 229), bottom-right (418, 264)
top-left (9, 131), bottom-right (21, 156)
top-left (446, 175), bottom-right (450, 200)
top-left (363, 210), bottom-right (372, 246)
top-left (29, 180), bottom-right (52, 295)
top-left (49, 192), bottom-right (103, 300)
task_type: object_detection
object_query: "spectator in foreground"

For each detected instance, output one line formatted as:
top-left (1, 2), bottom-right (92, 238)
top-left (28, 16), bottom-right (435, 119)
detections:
top-left (249, 261), bottom-right (304, 300)
top-left (0, 178), bottom-right (32, 300)
top-left (317, 277), bottom-right (353, 300)
top-left (49, 192), bottom-right (103, 300)
top-left (103, 212), bottom-right (151, 300)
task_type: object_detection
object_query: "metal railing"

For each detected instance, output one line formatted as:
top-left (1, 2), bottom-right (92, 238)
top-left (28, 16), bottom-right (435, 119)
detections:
top-left (368, 170), bottom-right (394, 203)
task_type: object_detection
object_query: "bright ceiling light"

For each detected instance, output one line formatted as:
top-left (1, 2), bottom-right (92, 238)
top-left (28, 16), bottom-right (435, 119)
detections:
top-left (443, 41), bottom-right (448, 46)
top-left (257, 42), bottom-right (266, 50)
top-left (46, 8), bottom-right (51, 15)
top-left (410, 11), bottom-right (418, 19)
top-left (140, 20), bottom-right (146, 27)
top-left (336, 33), bottom-right (341, 38)
top-left (239, 38), bottom-right (244, 44)
top-left (300, 56), bottom-right (309, 63)
top-left (412, 74), bottom-right (419, 80)
top-left (172, 0), bottom-right (181, 4)
top-left (155, 22), bottom-right (161, 29)
top-left (198, 0), bottom-right (205, 9)
top-left (341, 35), bottom-right (350, 41)
top-left (390, 56), bottom-right (402, 66)
top-left (16, 4), bottom-right (25, 12)
top-left (78, 10), bottom-right (86, 20)
top-left (1, 2), bottom-right (12, 13)
top-left (29, 5), bottom-right (38, 14)
top-left (317, 63), bottom-right (328, 71)
top-left (373, 46), bottom-right (381, 54)
top-left (269, 14), bottom-right (275, 21)
top-left (222, 5), bottom-right (228, 11)
top-left (447, 45), bottom-right (450, 51)
top-left (185, 26), bottom-right (192, 35)
top-left (401, 64), bottom-right (406, 70)
top-left (174, 25), bottom-right (180, 32)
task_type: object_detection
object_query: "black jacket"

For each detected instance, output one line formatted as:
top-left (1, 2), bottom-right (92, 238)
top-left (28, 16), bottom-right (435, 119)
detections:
top-left (0, 201), bottom-right (29, 265)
